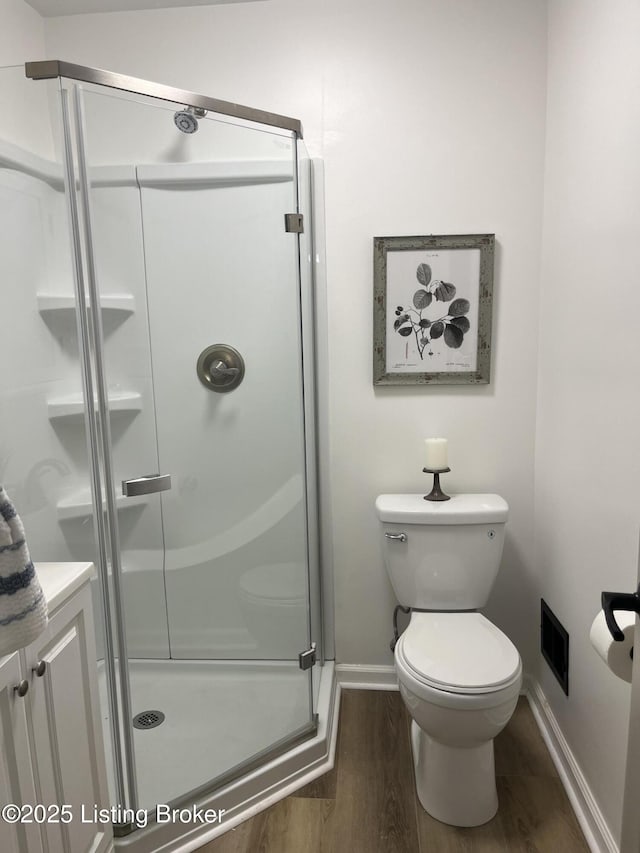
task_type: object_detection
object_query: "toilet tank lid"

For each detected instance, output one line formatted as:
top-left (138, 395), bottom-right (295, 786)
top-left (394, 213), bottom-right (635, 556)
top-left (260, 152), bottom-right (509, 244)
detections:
top-left (375, 493), bottom-right (508, 524)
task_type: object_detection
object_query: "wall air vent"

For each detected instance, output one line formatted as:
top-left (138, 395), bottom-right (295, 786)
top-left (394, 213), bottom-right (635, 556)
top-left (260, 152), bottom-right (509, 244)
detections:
top-left (541, 599), bottom-right (569, 696)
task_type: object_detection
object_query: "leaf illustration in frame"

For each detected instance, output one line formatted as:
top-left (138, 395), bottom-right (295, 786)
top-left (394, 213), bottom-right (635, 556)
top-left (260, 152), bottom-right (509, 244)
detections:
top-left (444, 324), bottom-right (464, 348)
top-left (450, 316), bottom-right (470, 333)
top-left (449, 298), bottom-right (470, 317)
top-left (413, 290), bottom-right (432, 310)
top-left (416, 263), bottom-right (432, 287)
top-left (434, 281), bottom-right (456, 302)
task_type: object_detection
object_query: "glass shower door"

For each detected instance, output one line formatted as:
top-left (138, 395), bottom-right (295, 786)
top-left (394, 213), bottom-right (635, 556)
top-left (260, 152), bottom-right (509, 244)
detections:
top-left (67, 80), bottom-right (315, 812)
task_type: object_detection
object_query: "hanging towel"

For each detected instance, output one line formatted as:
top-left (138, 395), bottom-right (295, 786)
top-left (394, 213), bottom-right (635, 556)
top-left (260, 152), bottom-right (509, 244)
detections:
top-left (0, 486), bottom-right (48, 657)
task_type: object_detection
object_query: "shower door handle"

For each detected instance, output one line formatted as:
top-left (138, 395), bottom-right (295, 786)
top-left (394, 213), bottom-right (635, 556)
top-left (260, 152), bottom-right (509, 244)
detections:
top-left (122, 474), bottom-right (172, 497)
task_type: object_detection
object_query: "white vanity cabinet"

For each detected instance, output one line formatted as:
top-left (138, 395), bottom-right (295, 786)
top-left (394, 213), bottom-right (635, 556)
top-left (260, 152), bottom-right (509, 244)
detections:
top-left (0, 648), bottom-right (43, 853)
top-left (0, 563), bottom-right (112, 853)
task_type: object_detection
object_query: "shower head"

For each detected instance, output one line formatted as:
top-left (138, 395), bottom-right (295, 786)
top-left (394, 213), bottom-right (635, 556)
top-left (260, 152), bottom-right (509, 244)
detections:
top-left (174, 105), bottom-right (207, 134)
top-left (174, 109), bottom-right (198, 134)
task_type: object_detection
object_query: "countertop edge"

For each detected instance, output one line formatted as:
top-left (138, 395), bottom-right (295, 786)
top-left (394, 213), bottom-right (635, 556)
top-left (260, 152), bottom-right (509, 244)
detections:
top-left (34, 562), bottom-right (95, 613)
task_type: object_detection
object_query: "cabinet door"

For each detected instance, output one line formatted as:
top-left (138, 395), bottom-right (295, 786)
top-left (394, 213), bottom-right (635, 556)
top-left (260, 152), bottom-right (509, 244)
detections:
top-left (0, 652), bottom-right (43, 853)
top-left (26, 585), bottom-right (112, 853)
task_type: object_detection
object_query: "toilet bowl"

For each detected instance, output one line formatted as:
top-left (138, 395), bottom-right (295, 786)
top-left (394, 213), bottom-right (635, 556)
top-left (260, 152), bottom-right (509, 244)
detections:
top-left (395, 610), bottom-right (522, 826)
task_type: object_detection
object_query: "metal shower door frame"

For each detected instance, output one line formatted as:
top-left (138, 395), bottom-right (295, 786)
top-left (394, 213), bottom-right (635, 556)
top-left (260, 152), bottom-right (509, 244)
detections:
top-left (58, 83), bottom-right (139, 820)
top-left (29, 60), bottom-right (324, 832)
top-left (25, 60), bottom-right (304, 138)
top-left (294, 140), bottom-right (324, 686)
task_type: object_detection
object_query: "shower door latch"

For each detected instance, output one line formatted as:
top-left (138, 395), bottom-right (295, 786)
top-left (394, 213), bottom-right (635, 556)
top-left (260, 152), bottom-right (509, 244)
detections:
top-left (285, 213), bottom-right (304, 233)
top-left (298, 642), bottom-right (317, 671)
top-left (122, 474), bottom-right (172, 497)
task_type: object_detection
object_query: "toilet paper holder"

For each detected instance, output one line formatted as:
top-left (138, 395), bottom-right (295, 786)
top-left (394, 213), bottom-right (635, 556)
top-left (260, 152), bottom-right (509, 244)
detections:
top-left (601, 585), bottom-right (640, 641)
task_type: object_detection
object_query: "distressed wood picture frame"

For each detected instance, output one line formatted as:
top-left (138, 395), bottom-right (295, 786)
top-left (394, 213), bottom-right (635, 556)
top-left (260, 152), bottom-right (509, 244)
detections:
top-left (373, 233), bottom-right (495, 385)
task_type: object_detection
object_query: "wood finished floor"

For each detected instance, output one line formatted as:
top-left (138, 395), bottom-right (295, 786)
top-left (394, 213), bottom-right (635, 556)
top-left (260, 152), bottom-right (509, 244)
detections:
top-left (199, 691), bottom-right (589, 853)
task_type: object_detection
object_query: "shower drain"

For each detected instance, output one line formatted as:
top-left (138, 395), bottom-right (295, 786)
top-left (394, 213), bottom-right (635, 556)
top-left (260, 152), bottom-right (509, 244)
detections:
top-left (133, 710), bottom-right (165, 730)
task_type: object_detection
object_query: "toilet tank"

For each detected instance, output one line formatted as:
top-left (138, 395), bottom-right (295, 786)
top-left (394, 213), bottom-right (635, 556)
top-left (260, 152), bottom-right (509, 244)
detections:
top-left (375, 494), bottom-right (508, 610)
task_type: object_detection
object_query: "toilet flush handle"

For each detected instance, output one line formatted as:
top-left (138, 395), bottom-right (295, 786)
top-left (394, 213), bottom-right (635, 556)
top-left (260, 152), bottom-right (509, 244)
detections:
top-left (385, 532), bottom-right (407, 543)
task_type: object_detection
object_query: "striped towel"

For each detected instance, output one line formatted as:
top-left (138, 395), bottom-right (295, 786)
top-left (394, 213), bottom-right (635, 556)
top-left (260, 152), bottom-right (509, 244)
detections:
top-left (0, 486), bottom-right (48, 657)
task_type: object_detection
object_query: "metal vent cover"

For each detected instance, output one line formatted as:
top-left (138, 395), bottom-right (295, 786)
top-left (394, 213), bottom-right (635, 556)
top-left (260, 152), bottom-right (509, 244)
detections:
top-left (541, 599), bottom-right (569, 696)
top-left (133, 710), bottom-right (165, 730)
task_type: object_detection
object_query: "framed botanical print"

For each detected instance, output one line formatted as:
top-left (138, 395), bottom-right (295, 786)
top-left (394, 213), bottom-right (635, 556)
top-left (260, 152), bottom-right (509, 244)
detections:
top-left (373, 233), bottom-right (495, 385)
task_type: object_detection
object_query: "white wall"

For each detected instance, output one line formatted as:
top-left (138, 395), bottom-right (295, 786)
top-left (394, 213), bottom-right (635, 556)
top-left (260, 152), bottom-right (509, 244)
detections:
top-left (0, 0), bottom-right (53, 158)
top-left (534, 0), bottom-right (640, 843)
top-left (0, 0), bottom-right (44, 65)
top-left (45, 0), bottom-right (548, 671)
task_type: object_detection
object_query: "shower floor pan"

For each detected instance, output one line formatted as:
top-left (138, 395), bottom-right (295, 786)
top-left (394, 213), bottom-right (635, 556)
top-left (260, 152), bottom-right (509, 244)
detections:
top-left (97, 659), bottom-right (337, 852)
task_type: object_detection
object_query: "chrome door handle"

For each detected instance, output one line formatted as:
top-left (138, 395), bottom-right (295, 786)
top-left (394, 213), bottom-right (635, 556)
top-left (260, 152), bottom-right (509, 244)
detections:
top-left (122, 474), bottom-right (172, 497)
top-left (210, 360), bottom-right (240, 379)
top-left (385, 532), bottom-right (407, 543)
top-left (197, 344), bottom-right (245, 393)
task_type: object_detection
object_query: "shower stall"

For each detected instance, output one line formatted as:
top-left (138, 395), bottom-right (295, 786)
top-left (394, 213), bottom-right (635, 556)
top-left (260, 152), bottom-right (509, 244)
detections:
top-left (0, 61), bottom-right (333, 848)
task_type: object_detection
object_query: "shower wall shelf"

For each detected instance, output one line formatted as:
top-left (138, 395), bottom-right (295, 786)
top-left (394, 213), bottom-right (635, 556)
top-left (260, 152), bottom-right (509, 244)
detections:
top-left (37, 293), bottom-right (135, 314)
top-left (47, 391), bottom-right (142, 420)
top-left (56, 490), bottom-right (146, 521)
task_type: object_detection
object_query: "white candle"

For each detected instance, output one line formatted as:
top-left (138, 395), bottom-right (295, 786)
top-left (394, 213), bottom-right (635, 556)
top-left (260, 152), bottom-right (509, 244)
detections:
top-left (424, 438), bottom-right (448, 470)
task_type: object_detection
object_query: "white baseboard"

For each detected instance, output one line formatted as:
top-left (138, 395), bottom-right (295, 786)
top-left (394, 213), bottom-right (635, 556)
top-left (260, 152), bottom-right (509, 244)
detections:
top-left (335, 663), bottom-right (398, 691)
top-left (526, 677), bottom-right (618, 853)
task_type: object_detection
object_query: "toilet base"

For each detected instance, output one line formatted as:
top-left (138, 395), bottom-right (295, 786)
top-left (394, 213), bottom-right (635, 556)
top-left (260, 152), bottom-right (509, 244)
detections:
top-left (411, 720), bottom-right (498, 827)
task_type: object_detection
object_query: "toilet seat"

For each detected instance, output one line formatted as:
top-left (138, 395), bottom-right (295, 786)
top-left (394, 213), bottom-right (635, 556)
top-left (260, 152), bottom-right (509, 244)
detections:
top-left (396, 612), bottom-right (521, 695)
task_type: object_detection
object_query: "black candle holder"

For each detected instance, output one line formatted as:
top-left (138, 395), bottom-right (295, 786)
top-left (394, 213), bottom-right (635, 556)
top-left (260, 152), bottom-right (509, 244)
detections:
top-left (423, 467), bottom-right (451, 501)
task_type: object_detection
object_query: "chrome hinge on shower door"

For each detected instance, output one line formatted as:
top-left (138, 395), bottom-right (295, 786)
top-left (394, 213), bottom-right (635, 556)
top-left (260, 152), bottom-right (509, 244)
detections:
top-left (298, 642), bottom-right (317, 670)
top-left (284, 213), bottom-right (304, 233)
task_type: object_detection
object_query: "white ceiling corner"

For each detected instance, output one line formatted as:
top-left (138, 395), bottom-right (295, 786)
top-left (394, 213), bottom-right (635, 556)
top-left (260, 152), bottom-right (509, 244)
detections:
top-left (25, 0), bottom-right (266, 19)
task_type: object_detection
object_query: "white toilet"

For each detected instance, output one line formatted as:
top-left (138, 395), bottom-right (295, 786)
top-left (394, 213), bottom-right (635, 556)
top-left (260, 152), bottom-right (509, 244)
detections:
top-left (375, 493), bottom-right (522, 827)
